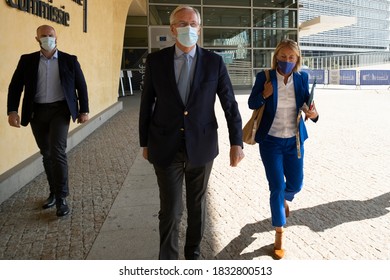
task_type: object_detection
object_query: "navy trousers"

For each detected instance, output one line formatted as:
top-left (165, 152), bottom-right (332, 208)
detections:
top-left (30, 101), bottom-right (71, 199)
top-left (260, 135), bottom-right (304, 227)
top-left (153, 142), bottom-right (213, 260)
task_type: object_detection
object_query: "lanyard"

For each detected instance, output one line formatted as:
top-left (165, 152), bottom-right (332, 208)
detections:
top-left (296, 111), bottom-right (302, 159)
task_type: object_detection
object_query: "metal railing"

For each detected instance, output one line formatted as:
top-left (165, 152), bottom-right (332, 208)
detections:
top-left (302, 51), bottom-right (390, 70)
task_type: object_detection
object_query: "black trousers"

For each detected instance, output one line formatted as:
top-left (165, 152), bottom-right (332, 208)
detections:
top-left (153, 142), bottom-right (213, 260)
top-left (30, 101), bottom-right (71, 199)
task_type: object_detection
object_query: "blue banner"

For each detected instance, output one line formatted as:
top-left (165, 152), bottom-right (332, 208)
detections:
top-left (301, 69), bottom-right (325, 84)
top-left (360, 70), bottom-right (390, 85)
top-left (340, 70), bottom-right (356, 85)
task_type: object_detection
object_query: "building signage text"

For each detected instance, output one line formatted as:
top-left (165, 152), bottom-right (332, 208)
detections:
top-left (5, 0), bottom-right (86, 28)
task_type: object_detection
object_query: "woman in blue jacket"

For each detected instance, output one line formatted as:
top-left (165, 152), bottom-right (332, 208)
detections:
top-left (248, 39), bottom-right (319, 259)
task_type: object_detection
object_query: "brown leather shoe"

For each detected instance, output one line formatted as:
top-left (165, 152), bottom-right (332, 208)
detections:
top-left (274, 229), bottom-right (285, 260)
top-left (284, 200), bottom-right (290, 218)
top-left (274, 248), bottom-right (285, 260)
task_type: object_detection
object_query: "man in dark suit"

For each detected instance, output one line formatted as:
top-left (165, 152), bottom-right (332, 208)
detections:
top-left (7, 25), bottom-right (89, 217)
top-left (139, 5), bottom-right (244, 260)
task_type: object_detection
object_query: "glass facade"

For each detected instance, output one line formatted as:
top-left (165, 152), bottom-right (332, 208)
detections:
top-left (299, 0), bottom-right (390, 56)
top-left (123, 0), bottom-right (299, 89)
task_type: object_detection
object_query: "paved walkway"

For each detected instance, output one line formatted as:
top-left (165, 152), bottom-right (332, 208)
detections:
top-left (1, 87), bottom-right (390, 260)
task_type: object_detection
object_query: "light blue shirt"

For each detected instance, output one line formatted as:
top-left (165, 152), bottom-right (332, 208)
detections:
top-left (34, 50), bottom-right (65, 104)
top-left (174, 46), bottom-right (196, 87)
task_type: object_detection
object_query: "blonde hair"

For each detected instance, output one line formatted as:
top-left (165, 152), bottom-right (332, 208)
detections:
top-left (169, 5), bottom-right (201, 25)
top-left (271, 39), bottom-right (302, 72)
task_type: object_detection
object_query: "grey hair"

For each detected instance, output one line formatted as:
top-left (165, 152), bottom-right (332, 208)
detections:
top-left (169, 5), bottom-right (201, 25)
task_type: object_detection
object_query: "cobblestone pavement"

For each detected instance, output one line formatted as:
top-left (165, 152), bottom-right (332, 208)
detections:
top-left (201, 87), bottom-right (390, 260)
top-left (1, 87), bottom-right (390, 260)
top-left (0, 95), bottom-right (140, 260)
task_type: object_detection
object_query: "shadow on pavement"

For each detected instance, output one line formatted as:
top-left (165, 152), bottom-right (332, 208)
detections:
top-left (215, 192), bottom-right (390, 259)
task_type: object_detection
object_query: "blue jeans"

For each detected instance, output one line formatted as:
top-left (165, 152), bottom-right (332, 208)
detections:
top-left (260, 135), bottom-right (304, 227)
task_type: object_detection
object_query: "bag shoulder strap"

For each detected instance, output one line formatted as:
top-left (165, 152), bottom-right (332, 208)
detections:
top-left (265, 69), bottom-right (270, 82)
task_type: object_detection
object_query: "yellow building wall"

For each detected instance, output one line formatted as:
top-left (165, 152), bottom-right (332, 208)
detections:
top-left (0, 0), bottom-right (133, 175)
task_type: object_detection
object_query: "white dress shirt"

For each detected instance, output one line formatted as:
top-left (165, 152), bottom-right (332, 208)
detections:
top-left (268, 71), bottom-right (297, 138)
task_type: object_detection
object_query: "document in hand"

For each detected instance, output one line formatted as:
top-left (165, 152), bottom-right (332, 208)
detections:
top-left (307, 78), bottom-right (316, 109)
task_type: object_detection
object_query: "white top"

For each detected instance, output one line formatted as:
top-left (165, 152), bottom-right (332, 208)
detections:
top-left (268, 71), bottom-right (297, 138)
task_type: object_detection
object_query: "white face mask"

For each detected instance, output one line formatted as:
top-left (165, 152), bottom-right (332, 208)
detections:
top-left (40, 37), bottom-right (56, 52)
top-left (176, 26), bottom-right (198, 47)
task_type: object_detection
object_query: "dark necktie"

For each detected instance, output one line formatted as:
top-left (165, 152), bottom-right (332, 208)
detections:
top-left (177, 53), bottom-right (190, 104)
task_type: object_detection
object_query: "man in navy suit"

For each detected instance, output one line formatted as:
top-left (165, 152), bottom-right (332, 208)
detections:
top-left (139, 5), bottom-right (244, 259)
top-left (7, 25), bottom-right (89, 217)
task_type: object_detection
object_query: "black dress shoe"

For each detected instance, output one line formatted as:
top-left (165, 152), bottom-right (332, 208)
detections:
top-left (56, 198), bottom-right (70, 217)
top-left (42, 193), bottom-right (56, 209)
top-left (184, 252), bottom-right (200, 260)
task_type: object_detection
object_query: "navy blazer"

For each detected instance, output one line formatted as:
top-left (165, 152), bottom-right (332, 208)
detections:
top-left (139, 45), bottom-right (243, 167)
top-left (248, 69), bottom-right (314, 144)
top-left (7, 50), bottom-right (89, 126)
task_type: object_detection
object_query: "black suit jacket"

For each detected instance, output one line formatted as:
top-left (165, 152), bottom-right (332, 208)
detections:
top-left (139, 45), bottom-right (243, 167)
top-left (7, 50), bottom-right (89, 126)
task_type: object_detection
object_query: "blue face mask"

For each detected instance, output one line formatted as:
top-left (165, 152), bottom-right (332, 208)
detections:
top-left (176, 26), bottom-right (198, 47)
top-left (277, 61), bottom-right (296, 74)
